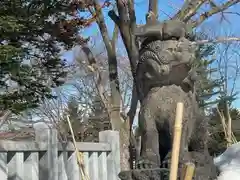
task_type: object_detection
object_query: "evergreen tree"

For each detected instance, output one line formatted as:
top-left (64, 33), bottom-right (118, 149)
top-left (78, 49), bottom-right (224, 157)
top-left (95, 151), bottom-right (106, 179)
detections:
top-left (59, 94), bottom-right (111, 142)
top-left (59, 96), bottom-right (87, 141)
top-left (194, 39), bottom-right (240, 155)
top-left (208, 104), bottom-right (240, 155)
top-left (193, 34), bottom-right (223, 108)
top-left (192, 34), bottom-right (238, 155)
top-left (89, 95), bottom-right (111, 129)
top-left (85, 95), bottom-right (111, 142)
top-left (0, 0), bottom-right (86, 113)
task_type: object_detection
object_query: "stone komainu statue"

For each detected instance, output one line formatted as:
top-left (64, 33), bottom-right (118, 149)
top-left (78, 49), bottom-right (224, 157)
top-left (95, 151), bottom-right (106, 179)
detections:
top-left (133, 20), bottom-right (216, 179)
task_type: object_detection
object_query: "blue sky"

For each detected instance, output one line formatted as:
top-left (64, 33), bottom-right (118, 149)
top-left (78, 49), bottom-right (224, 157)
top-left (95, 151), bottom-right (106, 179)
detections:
top-left (62, 1), bottom-right (240, 108)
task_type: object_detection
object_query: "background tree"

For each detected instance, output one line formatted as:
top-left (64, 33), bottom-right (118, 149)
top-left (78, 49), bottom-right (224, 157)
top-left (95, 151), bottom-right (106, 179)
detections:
top-left (207, 37), bottom-right (240, 153)
top-left (0, 0), bottom-right (82, 117)
top-left (23, 40), bottom-right (133, 144)
top-left (208, 105), bottom-right (240, 155)
top-left (193, 34), bottom-right (220, 108)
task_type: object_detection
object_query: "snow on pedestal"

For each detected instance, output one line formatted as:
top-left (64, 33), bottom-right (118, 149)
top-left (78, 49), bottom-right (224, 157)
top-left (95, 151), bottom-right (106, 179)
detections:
top-left (214, 142), bottom-right (240, 180)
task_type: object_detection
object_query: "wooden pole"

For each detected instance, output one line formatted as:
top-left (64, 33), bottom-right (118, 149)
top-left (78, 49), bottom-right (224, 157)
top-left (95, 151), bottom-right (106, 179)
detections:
top-left (66, 116), bottom-right (90, 180)
top-left (169, 102), bottom-right (184, 180)
top-left (226, 103), bottom-right (232, 147)
top-left (180, 162), bottom-right (195, 180)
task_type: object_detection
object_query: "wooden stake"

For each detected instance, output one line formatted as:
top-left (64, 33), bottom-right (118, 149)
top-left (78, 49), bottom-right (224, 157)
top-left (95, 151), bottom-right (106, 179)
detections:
top-left (226, 103), bottom-right (232, 147)
top-left (180, 162), bottom-right (195, 180)
top-left (169, 102), bottom-right (184, 180)
top-left (66, 116), bottom-right (90, 180)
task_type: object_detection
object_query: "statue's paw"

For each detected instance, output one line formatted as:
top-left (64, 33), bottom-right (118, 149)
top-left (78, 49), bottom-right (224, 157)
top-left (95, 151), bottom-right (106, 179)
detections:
top-left (136, 158), bottom-right (159, 169)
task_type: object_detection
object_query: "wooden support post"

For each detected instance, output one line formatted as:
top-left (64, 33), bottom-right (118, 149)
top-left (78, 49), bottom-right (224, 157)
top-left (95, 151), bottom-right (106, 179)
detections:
top-left (169, 102), bottom-right (184, 180)
top-left (180, 162), bottom-right (195, 180)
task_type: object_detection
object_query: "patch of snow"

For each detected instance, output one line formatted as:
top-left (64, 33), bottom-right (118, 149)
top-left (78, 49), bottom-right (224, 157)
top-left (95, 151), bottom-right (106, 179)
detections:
top-left (214, 142), bottom-right (240, 180)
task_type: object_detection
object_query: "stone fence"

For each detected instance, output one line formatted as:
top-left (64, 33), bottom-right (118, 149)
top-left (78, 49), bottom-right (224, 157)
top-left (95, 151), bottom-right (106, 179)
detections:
top-left (0, 122), bottom-right (121, 180)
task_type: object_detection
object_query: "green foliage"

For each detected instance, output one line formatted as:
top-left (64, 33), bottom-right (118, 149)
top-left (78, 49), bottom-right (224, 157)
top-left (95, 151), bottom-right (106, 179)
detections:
top-left (60, 96), bottom-right (87, 140)
top-left (0, 0), bottom-right (80, 113)
top-left (86, 95), bottom-right (111, 141)
top-left (193, 35), bottom-right (224, 108)
top-left (59, 95), bottom-right (111, 142)
top-left (192, 34), bottom-right (240, 155)
top-left (90, 95), bottom-right (107, 118)
top-left (67, 96), bottom-right (82, 122)
top-left (208, 106), bottom-right (240, 155)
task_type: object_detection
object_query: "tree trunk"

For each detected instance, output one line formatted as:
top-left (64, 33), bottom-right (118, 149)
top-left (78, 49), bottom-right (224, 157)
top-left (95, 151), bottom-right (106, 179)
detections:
top-left (92, 0), bottom-right (131, 170)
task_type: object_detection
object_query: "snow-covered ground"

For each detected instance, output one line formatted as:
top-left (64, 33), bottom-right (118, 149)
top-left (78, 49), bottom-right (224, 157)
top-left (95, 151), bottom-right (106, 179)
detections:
top-left (214, 142), bottom-right (240, 180)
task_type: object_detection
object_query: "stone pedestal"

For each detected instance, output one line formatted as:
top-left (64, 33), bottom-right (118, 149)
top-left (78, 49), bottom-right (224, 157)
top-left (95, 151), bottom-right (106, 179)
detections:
top-left (118, 168), bottom-right (169, 180)
top-left (181, 151), bottom-right (217, 180)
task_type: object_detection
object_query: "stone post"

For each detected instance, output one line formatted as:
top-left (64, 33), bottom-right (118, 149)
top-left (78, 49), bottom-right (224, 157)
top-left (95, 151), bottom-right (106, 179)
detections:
top-left (99, 130), bottom-right (121, 180)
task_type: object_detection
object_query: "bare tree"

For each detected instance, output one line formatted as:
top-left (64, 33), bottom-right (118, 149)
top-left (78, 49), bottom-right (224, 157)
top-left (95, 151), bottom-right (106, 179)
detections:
top-left (215, 35), bottom-right (240, 146)
top-left (21, 37), bottom-right (134, 144)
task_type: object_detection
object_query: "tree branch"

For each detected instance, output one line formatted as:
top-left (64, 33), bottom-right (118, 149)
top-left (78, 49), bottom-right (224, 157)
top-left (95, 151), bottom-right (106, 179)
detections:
top-left (110, 1), bottom-right (139, 77)
top-left (128, 0), bottom-right (136, 31)
top-left (0, 110), bottom-right (11, 129)
top-left (193, 37), bottom-right (240, 45)
top-left (80, 43), bottom-right (108, 111)
top-left (109, 0), bottom-right (139, 103)
top-left (111, 0), bottom-right (140, 169)
top-left (172, 0), bottom-right (207, 21)
top-left (146, 0), bottom-right (158, 23)
top-left (113, 0), bottom-right (140, 130)
top-left (192, 0), bottom-right (240, 27)
top-left (92, 0), bottom-right (122, 130)
top-left (108, 10), bottom-right (120, 26)
top-left (126, 0), bottom-right (139, 126)
top-left (182, 0), bottom-right (206, 22)
top-left (111, 24), bottom-right (119, 54)
top-left (116, 0), bottom-right (129, 23)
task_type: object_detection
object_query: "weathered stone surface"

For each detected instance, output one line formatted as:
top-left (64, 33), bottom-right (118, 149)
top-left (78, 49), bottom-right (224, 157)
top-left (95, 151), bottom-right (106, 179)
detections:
top-left (119, 168), bottom-right (169, 180)
top-left (138, 85), bottom-right (198, 166)
top-left (134, 20), bottom-right (193, 41)
top-left (181, 151), bottom-right (217, 180)
top-left (136, 37), bottom-right (197, 101)
top-left (133, 19), bottom-right (216, 180)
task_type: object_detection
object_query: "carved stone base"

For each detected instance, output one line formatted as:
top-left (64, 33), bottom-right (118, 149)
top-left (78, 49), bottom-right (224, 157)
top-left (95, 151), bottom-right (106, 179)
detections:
top-left (118, 168), bottom-right (169, 180)
top-left (181, 151), bottom-right (217, 180)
